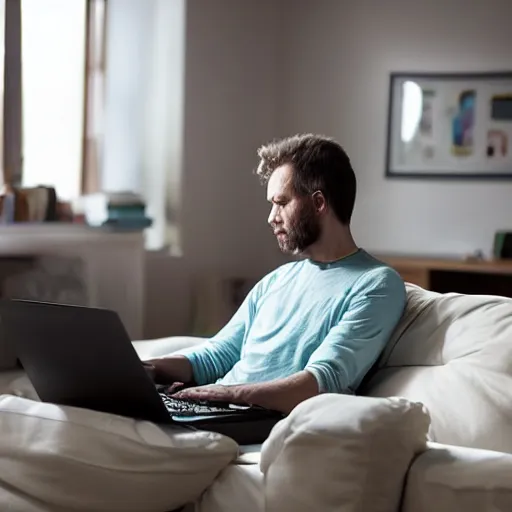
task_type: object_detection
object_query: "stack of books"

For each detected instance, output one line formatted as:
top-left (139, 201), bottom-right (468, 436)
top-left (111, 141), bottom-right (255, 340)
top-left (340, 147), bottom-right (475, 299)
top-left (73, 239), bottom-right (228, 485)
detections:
top-left (81, 192), bottom-right (152, 231)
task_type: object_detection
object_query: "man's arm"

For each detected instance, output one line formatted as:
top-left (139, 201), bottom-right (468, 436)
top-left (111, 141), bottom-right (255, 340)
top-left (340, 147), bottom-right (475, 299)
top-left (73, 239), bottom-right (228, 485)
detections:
top-left (144, 322), bottom-right (245, 386)
top-left (304, 268), bottom-right (406, 394)
top-left (143, 356), bottom-right (194, 385)
top-left (175, 268), bottom-right (406, 413)
top-left (173, 370), bottom-right (319, 415)
top-left (146, 281), bottom-right (262, 385)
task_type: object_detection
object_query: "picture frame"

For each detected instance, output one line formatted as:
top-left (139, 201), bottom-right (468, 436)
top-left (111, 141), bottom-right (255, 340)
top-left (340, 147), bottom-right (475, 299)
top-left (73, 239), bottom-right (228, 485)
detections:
top-left (385, 71), bottom-right (512, 179)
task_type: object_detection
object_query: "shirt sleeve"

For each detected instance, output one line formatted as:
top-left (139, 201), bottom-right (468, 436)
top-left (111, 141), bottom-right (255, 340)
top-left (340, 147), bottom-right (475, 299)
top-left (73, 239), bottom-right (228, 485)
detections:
top-left (305, 267), bottom-right (406, 394)
top-left (176, 282), bottom-right (260, 385)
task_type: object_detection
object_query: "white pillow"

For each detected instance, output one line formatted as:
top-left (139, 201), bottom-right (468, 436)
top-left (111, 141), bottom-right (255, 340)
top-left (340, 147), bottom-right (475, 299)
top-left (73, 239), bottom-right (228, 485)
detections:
top-left (132, 336), bottom-right (205, 360)
top-left (403, 442), bottom-right (512, 512)
top-left (0, 395), bottom-right (238, 512)
top-left (365, 286), bottom-right (512, 453)
top-left (260, 394), bottom-right (430, 512)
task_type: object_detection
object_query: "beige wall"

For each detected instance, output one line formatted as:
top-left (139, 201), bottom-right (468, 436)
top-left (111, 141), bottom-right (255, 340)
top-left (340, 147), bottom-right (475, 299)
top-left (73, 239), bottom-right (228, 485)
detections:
top-left (144, 0), bottom-right (287, 338)
top-left (145, 0), bottom-right (512, 338)
top-left (279, 0), bottom-right (512, 258)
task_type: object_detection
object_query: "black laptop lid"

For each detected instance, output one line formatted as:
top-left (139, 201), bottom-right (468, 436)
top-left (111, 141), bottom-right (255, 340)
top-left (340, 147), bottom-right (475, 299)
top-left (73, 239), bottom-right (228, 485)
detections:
top-left (0, 299), bottom-right (171, 424)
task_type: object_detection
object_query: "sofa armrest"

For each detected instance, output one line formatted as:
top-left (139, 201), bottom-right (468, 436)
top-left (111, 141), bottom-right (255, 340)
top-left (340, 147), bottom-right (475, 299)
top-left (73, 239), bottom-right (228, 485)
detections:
top-left (403, 442), bottom-right (512, 512)
top-left (260, 393), bottom-right (429, 512)
top-left (132, 336), bottom-right (206, 360)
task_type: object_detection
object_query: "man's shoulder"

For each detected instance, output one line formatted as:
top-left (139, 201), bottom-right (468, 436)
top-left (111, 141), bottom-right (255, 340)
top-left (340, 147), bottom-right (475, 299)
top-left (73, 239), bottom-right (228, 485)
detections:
top-left (350, 253), bottom-right (406, 298)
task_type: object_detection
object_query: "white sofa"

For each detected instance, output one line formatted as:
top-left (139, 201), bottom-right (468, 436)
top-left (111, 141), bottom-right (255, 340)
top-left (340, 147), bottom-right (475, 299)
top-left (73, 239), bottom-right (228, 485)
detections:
top-left (0, 283), bottom-right (511, 511)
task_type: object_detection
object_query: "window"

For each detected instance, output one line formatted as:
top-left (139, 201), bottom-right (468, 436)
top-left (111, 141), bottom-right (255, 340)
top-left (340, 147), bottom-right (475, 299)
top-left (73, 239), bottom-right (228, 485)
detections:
top-left (0, 0), bottom-right (184, 252)
top-left (21, 0), bottom-right (87, 200)
top-left (82, 0), bottom-right (107, 194)
top-left (0, 0), bottom-right (105, 201)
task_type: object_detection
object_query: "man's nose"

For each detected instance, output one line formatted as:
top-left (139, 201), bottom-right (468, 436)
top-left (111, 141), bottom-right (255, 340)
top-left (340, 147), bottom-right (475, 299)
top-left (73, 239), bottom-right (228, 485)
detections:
top-left (268, 205), bottom-right (280, 226)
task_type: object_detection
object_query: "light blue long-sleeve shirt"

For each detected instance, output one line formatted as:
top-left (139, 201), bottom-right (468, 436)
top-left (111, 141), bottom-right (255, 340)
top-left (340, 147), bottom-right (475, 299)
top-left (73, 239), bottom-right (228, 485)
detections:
top-left (178, 250), bottom-right (406, 394)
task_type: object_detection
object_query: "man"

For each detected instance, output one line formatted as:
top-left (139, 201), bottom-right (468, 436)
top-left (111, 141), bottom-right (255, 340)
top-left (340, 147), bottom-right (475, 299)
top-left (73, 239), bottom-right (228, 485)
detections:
top-left (146, 134), bottom-right (406, 414)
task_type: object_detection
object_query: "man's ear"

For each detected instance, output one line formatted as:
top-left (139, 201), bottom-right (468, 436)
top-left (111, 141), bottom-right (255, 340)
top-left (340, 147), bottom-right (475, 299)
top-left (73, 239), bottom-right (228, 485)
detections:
top-left (312, 191), bottom-right (327, 214)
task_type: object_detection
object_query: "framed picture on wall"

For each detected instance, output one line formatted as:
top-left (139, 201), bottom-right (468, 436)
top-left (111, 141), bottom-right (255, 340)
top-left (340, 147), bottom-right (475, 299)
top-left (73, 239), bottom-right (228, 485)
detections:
top-left (385, 71), bottom-right (512, 179)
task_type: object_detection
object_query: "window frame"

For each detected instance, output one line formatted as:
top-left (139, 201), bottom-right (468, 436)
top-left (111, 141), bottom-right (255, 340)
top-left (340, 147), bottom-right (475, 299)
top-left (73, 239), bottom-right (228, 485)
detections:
top-left (1, 0), bottom-right (106, 194)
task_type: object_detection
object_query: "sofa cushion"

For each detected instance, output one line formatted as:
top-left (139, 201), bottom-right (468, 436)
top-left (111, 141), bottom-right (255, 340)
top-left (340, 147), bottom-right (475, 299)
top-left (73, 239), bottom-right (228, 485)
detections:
top-left (133, 336), bottom-right (206, 360)
top-left (260, 394), bottom-right (430, 512)
top-left (196, 464), bottom-right (264, 512)
top-left (364, 284), bottom-right (512, 453)
top-left (402, 442), bottom-right (512, 512)
top-left (0, 395), bottom-right (238, 512)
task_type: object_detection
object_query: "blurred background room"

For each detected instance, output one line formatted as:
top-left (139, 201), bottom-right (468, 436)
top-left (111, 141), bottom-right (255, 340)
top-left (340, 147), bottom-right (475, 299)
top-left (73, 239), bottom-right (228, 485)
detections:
top-left (0, 0), bottom-right (511, 341)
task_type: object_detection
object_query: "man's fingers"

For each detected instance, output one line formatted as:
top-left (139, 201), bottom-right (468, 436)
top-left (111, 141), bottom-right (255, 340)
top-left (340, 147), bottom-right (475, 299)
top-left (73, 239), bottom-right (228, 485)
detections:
top-left (173, 388), bottom-right (209, 400)
top-left (167, 382), bottom-right (185, 394)
top-left (174, 390), bottom-right (200, 399)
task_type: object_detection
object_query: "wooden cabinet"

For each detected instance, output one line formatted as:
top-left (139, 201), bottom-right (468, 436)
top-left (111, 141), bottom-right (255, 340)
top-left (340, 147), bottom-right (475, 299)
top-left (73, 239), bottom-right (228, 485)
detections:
top-left (376, 255), bottom-right (512, 297)
top-left (388, 265), bottom-right (429, 289)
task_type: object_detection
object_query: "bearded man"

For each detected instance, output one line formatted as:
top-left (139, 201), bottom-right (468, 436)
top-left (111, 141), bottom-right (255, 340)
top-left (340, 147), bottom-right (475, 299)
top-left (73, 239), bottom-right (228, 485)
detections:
top-left (145, 134), bottom-right (406, 414)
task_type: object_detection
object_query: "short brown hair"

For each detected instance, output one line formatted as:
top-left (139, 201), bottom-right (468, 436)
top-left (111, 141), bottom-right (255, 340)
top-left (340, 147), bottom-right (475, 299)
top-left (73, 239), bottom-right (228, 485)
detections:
top-left (256, 134), bottom-right (356, 224)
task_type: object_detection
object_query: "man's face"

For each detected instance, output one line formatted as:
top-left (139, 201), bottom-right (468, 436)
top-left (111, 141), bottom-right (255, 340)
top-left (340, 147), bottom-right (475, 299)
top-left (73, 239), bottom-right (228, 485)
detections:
top-left (266, 164), bottom-right (321, 254)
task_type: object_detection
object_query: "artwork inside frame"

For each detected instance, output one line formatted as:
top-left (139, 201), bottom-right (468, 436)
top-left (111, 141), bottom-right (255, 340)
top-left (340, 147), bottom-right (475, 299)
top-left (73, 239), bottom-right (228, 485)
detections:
top-left (385, 71), bottom-right (512, 179)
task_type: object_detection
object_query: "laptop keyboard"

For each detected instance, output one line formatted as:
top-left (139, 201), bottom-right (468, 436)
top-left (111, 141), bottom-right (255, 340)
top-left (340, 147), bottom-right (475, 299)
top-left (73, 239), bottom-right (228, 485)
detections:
top-left (159, 393), bottom-right (251, 417)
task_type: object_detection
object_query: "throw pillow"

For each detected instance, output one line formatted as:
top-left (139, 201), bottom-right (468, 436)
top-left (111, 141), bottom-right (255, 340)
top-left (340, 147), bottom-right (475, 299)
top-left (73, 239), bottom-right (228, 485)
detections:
top-left (260, 393), bottom-right (430, 512)
top-left (0, 395), bottom-right (238, 511)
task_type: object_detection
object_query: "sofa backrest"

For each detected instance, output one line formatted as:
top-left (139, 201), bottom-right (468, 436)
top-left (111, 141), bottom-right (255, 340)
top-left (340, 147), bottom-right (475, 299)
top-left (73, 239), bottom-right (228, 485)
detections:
top-left (363, 284), bottom-right (512, 454)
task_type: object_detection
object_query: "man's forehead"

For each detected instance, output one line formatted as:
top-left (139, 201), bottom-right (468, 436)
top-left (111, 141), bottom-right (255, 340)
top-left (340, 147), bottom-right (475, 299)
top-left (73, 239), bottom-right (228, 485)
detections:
top-left (267, 164), bottom-right (293, 201)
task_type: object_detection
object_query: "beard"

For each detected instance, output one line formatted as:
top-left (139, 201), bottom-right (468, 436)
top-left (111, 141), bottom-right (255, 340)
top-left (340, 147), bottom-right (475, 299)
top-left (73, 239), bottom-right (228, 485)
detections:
top-left (277, 201), bottom-right (321, 254)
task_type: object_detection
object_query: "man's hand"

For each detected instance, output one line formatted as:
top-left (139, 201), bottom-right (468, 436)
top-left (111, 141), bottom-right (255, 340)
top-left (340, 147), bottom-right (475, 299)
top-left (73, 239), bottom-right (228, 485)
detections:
top-left (173, 371), bottom-right (319, 415)
top-left (173, 384), bottom-right (244, 404)
top-left (142, 355), bottom-right (194, 385)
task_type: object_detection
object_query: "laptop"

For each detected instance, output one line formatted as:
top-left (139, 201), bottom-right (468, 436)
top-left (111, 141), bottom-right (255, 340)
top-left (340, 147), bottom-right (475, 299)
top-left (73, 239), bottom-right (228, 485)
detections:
top-left (0, 299), bottom-right (283, 444)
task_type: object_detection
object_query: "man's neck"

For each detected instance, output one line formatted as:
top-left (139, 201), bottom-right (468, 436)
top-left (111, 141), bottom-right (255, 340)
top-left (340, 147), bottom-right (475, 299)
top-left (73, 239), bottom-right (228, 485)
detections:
top-left (302, 225), bottom-right (358, 263)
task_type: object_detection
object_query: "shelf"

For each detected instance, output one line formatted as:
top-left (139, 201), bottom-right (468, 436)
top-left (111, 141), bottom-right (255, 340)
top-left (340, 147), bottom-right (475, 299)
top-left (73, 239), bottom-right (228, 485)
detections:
top-left (0, 223), bottom-right (144, 255)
